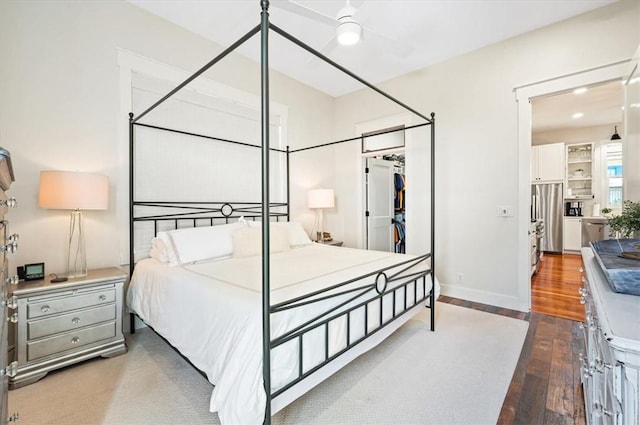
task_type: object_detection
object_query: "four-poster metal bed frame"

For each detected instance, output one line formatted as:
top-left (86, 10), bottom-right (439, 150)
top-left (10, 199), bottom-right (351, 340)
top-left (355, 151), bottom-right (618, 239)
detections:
top-left (128, 1), bottom-right (436, 423)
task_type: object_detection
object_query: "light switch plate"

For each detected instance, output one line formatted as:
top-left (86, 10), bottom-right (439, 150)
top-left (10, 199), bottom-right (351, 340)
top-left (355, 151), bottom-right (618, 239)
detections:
top-left (497, 205), bottom-right (513, 217)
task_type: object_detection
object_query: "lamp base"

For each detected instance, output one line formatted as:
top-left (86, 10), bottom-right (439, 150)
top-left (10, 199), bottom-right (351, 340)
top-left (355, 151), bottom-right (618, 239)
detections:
top-left (67, 210), bottom-right (87, 278)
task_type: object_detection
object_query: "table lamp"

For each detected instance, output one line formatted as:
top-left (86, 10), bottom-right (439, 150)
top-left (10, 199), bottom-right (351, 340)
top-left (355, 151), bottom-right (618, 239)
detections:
top-left (39, 171), bottom-right (109, 278)
top-left (307, 188), bottom-right (335, 242)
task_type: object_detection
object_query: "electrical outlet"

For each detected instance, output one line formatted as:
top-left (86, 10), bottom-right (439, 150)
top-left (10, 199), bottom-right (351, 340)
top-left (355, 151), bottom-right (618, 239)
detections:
top-left (456, 273), bottom-right (464, 284)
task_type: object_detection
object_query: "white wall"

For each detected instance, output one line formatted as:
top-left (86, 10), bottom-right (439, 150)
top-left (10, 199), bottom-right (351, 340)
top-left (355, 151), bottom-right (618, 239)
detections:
top-left (2, 0), bottom-right (638, 313)
top-left (0, 0), bottom-right (336, 275)
top-left (332, 1), bottom-right (639, 310)
top-left (624, 45), bottom-right (640, 201)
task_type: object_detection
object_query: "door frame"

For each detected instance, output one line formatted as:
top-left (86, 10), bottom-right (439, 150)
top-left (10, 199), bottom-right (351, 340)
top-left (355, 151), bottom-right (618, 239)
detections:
top-left (515, 60), bottom-right (630, 312)
top-left (356, 113), bottom-right (412, 250)
top-left (363, 156), bottom-right (398, 251)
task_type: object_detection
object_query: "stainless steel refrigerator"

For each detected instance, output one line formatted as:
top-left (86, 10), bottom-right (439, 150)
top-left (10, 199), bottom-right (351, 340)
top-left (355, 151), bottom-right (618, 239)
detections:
top-left (531, 183), bottom-right (563, 253)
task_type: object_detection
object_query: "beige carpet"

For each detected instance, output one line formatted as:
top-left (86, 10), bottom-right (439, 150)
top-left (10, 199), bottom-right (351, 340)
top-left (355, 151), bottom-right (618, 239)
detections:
top-left (9, 303), bottom-right (528, 425)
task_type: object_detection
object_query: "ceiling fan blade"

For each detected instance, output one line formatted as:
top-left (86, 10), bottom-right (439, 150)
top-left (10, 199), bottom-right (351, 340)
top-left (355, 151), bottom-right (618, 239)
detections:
top-left (304, 36), bottom-right (339, 68)
top-left (272, 0), bottom-right (337, 27)
top-left (363, 26), bottom-right (413, 58)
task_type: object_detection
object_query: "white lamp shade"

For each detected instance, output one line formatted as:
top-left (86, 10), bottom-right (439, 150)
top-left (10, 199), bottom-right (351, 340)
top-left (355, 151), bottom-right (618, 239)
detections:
top-left (39, 171), bottom-right (109, 210)
top-left (308, 189), bottom-right (335, 209)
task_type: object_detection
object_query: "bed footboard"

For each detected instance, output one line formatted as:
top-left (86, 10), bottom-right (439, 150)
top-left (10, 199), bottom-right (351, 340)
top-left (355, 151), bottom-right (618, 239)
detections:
top-left (269, 253), bottom-right (434, 399)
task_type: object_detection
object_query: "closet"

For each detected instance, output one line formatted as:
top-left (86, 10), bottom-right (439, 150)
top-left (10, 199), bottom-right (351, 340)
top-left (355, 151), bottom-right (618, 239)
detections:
top-left (391, 154), bottom-right (406, 253)
top-left (364, 153), bottom-right (406, 253)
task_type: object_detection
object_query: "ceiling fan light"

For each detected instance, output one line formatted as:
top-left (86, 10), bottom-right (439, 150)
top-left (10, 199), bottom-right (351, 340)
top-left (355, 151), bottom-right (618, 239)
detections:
top-left (337, 20), bottom-right (361, 46)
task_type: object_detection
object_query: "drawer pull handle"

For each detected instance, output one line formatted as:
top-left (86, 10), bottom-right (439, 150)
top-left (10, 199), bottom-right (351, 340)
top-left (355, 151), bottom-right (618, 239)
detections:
top-left (0, 198), bottom-right (17, 208)
top-left (98, 295), bottom-right (107, 302)
top-left (2, 295), bottom-right (17, 309)
top-left (41, 305), bottom-right (50, 313)
top-left (71, 317), bottom-right (80, 325)
top-left (1, 361), bottom-right (18, 378)
top-left (71, 336), bottom-right (80, 344)
top-left (0, 241), bottom-right (18, 254)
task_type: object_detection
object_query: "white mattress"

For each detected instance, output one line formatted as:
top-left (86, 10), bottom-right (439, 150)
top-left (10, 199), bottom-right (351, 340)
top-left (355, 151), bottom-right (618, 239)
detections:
top-left (127, 244), bottom-right (438, 424)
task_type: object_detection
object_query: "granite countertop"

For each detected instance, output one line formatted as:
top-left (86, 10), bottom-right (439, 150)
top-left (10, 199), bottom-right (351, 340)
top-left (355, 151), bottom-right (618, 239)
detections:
top-left (590, 239), bottom-right (640, 296)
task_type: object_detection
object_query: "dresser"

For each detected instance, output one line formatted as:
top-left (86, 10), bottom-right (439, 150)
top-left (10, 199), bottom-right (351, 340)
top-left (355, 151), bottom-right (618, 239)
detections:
top-left (0, 148), bottom-right (18, 424)
top-left (9, 268), bottom-right (127, 389)
top-left (580, 248), bottom-right (640, 424)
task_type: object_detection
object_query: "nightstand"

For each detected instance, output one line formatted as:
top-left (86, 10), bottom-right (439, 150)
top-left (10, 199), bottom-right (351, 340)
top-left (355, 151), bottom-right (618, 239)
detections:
top-left (317, 240), bottom-right (343, 247)
top-left (9, 268), bottom-right (127, 389)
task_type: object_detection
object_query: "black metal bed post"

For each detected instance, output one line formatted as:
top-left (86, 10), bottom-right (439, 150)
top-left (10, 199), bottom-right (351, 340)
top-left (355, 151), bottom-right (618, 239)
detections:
top-left (430, 113), bottom-right (436, 332)
top-left (128, 112), bottom-right (136, 335)
top-left (260, 1), bottom-right (272, 424)
top-left (286, 145), bottom-right (290, 221)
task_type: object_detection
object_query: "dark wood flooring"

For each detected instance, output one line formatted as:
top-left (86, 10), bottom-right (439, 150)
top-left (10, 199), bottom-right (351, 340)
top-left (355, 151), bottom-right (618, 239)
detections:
top-left (439, 252), bottom-right (588, 424)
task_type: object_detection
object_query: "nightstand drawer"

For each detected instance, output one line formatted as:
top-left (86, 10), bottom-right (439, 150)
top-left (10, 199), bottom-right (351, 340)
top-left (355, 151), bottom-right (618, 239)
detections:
top-left (27, 321), bottom-right (116, 361)
top-left (28, 304), bottom-right (116, 340)
top-left (27, 286), bottom-right (115, 319)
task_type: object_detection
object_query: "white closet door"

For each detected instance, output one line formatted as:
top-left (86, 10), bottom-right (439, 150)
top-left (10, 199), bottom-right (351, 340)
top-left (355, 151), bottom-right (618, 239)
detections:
top-left (366, 158), bottom-right (394, 252)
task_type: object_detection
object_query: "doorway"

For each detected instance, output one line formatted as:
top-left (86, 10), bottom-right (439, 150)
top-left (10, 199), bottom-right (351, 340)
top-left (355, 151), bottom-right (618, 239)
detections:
top-left (515, 61), bottom-right (630, 314)
top-left (529, 80), bottom-right (623, 320)
top-left (364, 154), bottom-right (406, 252)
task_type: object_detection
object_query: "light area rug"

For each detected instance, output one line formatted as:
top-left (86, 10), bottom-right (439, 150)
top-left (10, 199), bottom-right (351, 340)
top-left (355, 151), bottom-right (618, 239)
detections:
top-left (8, 302), bottom-right (528, 425)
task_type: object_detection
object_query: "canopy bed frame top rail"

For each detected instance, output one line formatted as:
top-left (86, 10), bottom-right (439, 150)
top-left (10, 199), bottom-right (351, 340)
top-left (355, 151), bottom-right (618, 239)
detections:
top-left (128, 1), bottom-right (435, 424)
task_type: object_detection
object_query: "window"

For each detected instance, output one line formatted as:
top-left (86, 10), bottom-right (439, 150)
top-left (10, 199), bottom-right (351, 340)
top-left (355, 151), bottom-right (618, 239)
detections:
top-left (362, 125), bottom-right (405, 153)
top-left (603, 141), bottom-right (623, 208)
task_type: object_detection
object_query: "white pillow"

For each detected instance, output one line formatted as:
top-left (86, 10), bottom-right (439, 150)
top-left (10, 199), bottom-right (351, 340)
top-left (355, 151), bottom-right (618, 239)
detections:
top-left (247, 221), bottom-right (312, 247)
top-left (167, 221), bottom-right (247, 265)
top-left (232, 226), bottom-right (290, 258)
top-left (149, 246), bottom-right (169, 263)
top-left (154, 233), bottom-right (180, 266)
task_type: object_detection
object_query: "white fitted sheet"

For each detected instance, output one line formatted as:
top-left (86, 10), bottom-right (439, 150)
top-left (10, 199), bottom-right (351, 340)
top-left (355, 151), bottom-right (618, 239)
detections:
top-left (127, 244), bottom-right (438, 424)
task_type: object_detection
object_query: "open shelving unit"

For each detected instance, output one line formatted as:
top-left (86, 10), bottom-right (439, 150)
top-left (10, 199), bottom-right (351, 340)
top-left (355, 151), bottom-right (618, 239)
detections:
top-left (565, 142), bottom-right (594, 199)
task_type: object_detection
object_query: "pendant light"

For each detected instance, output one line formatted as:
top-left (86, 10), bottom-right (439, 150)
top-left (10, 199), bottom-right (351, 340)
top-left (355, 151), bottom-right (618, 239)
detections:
top-left (611, 126), bottom-right (621, 140)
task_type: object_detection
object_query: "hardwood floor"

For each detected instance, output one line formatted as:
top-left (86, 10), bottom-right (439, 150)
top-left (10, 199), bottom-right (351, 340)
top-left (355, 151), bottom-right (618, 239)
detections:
top-left (531, 253), bottom-right (586, 322)
top-left (439, 296), bottom-right (586, 425)
top-left (440, 251), bottom-right (591, 424)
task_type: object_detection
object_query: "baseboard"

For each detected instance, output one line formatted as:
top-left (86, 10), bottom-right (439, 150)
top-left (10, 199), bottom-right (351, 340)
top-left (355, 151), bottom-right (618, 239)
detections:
top-left (440, 284), bottom-right (529, 313)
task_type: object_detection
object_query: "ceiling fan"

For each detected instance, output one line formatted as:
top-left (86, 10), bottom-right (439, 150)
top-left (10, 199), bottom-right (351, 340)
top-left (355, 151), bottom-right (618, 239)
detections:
top-left (271, 0), bottom-right (412, 57)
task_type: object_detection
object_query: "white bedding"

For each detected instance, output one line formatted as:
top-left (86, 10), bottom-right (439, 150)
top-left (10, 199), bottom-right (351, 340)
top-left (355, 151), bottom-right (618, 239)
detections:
top-left (127, 244), bottom-right (438, 424)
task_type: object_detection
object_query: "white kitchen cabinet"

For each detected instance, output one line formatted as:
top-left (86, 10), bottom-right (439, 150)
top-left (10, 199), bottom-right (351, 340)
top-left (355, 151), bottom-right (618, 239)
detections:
top-left (564, 217), bottom-right (582, 251)
top-left (531, 143), bottom-right (565, 182)
top-left (566, 142), bottom-right (594, 199)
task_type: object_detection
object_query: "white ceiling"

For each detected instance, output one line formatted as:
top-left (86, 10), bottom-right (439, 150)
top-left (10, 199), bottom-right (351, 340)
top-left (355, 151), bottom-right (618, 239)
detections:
top-left (128, 0), bottom-right (620, 131)
top-left (532, 79), bottom-right (624, 133)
